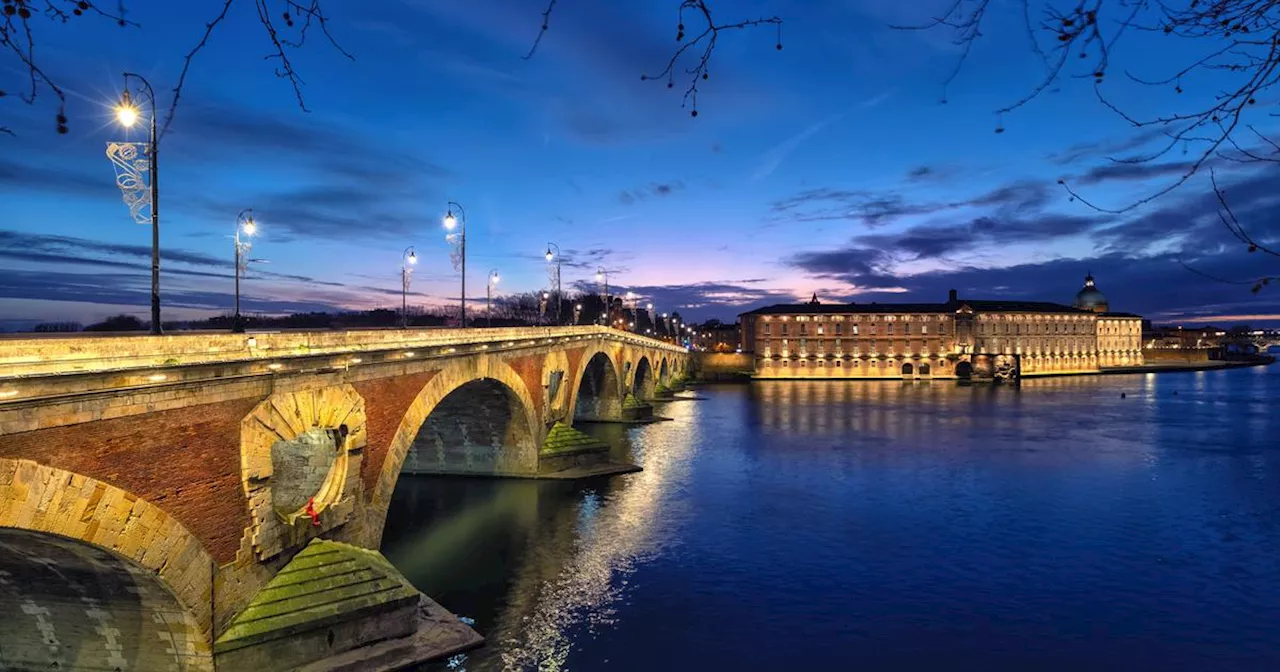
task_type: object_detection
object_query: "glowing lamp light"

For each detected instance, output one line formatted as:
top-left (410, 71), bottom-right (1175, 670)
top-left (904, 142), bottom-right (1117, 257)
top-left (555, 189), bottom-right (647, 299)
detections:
top-left (349, 357), bottom-right (362, 364)
top-left (115, 91), bottom-right (140, 127)
top-left (596, 271), bottom-right (604, 282)
top-left (443, 212), bottom-right (458, 229)
top-left (147, 373), bottom-right (167, 382)
top-left (545, 248), bottom-right (554, 262)
top-left (407, 250), bottom-right (418, 265)
top-left (242, 218), bottom-right (257, 236)
top-left (267, 363), bottom-right (283, 370)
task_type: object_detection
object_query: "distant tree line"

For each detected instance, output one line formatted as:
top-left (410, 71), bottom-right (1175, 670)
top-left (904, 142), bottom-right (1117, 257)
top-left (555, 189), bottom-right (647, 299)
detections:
top-left (26, 290), bottom-right (692, 336)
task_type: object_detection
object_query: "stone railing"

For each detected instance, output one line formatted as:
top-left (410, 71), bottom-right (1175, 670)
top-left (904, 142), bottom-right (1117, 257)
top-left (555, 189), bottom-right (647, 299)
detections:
top-left (0, 326), bottom-right (685, 379)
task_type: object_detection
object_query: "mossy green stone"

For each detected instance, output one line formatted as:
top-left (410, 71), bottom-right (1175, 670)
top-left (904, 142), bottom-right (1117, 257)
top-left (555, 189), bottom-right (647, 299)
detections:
top-left (541, 422), bottom-right (608, 454)
top-left (215, 539), bottom-right (420, 652)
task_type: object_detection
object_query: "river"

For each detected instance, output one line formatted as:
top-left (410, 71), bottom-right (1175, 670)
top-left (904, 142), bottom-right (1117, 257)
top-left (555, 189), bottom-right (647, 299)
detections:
top-left (382, 364), bottom-right (1280, 671)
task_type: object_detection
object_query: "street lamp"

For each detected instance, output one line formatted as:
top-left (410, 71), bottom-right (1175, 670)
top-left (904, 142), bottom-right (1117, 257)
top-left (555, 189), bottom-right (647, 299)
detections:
top-left (596, 267), bottom-right (609, 327)
top-left (487, 269), bottom-right (500, 327)
top-left (545, 242), bottom-right (562, 325)
top-left (114, 72), bottom-right (162, 335)
top-left (233, 209), bottom-right (257, 333)
top-left (443, 202), bottom-right (467, 327)
top-left (401, 246), bottom-right (417, 329)
top-left (574, 303), bottom-right (583, 325)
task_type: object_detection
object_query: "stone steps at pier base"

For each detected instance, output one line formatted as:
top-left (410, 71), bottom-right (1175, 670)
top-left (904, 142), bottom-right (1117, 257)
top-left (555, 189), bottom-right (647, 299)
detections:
top-left (214, 538), bottom-right (481, 672)
top-left (537, 422), bottom-right (641, 479)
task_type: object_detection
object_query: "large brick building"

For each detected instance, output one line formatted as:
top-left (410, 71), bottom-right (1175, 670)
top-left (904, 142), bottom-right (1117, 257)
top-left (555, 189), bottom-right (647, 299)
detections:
top-left (739, 276), bottom-right (1143, 379)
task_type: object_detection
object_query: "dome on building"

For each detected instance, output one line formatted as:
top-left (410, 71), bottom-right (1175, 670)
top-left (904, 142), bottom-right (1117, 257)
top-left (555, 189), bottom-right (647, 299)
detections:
top-left (1073, 273), bottom-right (1109, 313)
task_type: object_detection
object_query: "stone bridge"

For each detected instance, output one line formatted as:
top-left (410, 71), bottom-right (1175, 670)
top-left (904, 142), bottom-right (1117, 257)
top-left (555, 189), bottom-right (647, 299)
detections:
top-left (0, 326), bottom-right (689, 671)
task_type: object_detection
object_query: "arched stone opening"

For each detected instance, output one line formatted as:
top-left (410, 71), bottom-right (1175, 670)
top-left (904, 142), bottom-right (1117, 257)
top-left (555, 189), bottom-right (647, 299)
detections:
top-left (956, 361), bottom-right (974, 380)
top-left (633, 356), bottom-right (655, 399)
top-left (574, 352), bottom-right (622, 421)
top-left (919, 363), bottom-right (932, 376)
top-left (901, 362), bottom-right (914, 376)
top-left (658, 358), bottom-right (670, 385)
top-left (0, 459), bottom-right (213, 664)
top-left (401, 378), bottom-right (538, 477)
top-left (0, 528), bottom-right (213, 671)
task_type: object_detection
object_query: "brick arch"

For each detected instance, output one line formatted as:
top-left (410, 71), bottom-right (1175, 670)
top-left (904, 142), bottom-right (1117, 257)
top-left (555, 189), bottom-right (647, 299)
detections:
top-left (366, 355), bottom-right (539, 543)
top-left (0, 458), bottom-right (214, 656)
top-left (633, 355), bottom-right (655, 399)
top-left (658, 356), bottom-right (671, 384)
top-left (565, 344), bottom-right (624, 422)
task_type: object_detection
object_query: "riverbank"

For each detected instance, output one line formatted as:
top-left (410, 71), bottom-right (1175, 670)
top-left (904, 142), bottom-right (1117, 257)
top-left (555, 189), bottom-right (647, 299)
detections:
top-left (696, 355), bottom-right (1274, 383)
top-left (1096, 356), bottom-right (1274, 376)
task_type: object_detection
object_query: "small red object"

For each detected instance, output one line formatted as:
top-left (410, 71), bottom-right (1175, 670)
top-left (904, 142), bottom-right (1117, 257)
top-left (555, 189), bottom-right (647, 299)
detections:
top-left (305, 497), bottom-right (320, 527)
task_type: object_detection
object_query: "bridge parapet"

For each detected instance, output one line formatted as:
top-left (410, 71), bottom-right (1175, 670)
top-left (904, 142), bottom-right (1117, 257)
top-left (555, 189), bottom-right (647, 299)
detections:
top-left (0, 325), bottom-right (684, 379)
top-left (0, 326), bottom-right (685, 408)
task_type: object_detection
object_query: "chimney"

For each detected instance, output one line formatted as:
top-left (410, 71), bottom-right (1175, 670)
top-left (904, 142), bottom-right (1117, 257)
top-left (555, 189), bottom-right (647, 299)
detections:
top-left (948, 289), bottom-right (958, 303)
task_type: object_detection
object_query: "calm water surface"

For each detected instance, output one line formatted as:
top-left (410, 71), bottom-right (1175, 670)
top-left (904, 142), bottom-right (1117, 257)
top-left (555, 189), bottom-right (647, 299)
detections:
top-left (382, 365), bottom-right (1280, 671)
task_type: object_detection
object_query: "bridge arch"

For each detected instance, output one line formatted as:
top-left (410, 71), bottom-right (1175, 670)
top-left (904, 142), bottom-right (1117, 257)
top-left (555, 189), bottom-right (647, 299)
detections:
top-left (658, 357), bottom-right (671, 386)
top-left (569, 349), bottom-right (623, 422)
top-left (368, 355), bottom-right (539, 542)
top-left (633, 355), bottom-right (655, 399)
top-left (0, 459), bottom-right (213, 664)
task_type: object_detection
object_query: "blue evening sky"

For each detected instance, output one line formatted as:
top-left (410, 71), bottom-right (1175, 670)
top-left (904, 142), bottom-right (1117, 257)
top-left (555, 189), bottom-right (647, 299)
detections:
top-left (1, 0), bottom-right (1278, 329)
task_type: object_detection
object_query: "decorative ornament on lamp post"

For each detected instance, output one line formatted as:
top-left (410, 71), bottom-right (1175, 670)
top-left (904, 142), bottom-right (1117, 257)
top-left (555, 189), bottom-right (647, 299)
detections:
top-left (108, 72), bottom-right (162, 334)
top-left (545, 242), bottom-right (562, 325)
top-left (596, 267), bottom-right (609, 327)
top-left (487, 269), bottom-right (500, 327)
top-left (233, 209), bottom-right (257, 333)
top-left (401, 246), bottom-right (417, 328)
top-left (443, 202), bottom-right (467, 327)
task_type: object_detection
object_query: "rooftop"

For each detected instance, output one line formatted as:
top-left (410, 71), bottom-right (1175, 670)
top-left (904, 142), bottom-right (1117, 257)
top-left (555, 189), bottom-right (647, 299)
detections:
top-left (740, 297), bottom-right (1093, 317)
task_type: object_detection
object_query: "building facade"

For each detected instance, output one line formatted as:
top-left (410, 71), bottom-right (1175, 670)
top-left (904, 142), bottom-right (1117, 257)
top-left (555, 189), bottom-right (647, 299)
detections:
top-left (740, 277), bottom-right (1143, 379)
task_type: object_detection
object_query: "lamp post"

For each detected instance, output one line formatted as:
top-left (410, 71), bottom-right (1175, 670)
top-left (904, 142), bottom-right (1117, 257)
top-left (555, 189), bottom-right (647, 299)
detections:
top-left (595, 267), bottom-right (609, 327)
top-left (574, 303), bottom-right (583, 325)
top-left (487, 269), bottom-right (500, 327)
top-left (401, 246), bottom-right (417, 329)
top-left (544, 242), bottom-right (561, 325)
top-left (233, 209), bottom-right (257, 333)
top-left (114, 72), bottom-right (162, 335)
top-left (443, 202), bottom-right (467, 327)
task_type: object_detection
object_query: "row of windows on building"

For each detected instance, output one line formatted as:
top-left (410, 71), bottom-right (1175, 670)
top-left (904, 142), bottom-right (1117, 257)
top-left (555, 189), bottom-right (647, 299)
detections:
top-left (761, 359), bottom-right (948, 372)
top-left (762, 322), bottom-right (947, 337)
top-left (760, 320), bottom-right (1099, 337)
top-left (761, 339), bottom-right (1103, 358)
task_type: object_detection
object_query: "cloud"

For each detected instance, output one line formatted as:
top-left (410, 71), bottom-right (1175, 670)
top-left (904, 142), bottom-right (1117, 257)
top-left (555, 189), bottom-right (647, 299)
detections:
top-left (752, 113), bottom-right (845, 182)
top-left (770, 180), bottom-right (1054, 226)
top-left (1046, 128), bottom-right (1171, 166)
top-left (618, 181), bottom-right (685, 205)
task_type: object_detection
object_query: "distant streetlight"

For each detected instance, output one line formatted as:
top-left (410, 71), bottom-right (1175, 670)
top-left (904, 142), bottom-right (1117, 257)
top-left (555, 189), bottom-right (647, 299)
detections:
top-left (487, 269), bottom-right (500, 327)
top-left (401, 246), bottom-right (417, 329)
top-left (596, 267), bottom-right (610, 327)
top-left (443, 201), bottom-right (467, 327)
top-left (114, 72), bottom-right (162, 335)
top-left (545, 242), bottom-right (562, 325)
top-left (574, 303), bottom-right (583, 325)
top-left (233, 209), bottom-right (257, 333)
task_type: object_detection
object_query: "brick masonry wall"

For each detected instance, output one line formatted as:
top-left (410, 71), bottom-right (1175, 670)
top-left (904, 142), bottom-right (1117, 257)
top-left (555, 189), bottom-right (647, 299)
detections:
top-left (352, 371), bottom-right (439, 497)
top-left (505, 354), bottom-right (547, 418)
top-left (0, 398), bottom-right (257, 565)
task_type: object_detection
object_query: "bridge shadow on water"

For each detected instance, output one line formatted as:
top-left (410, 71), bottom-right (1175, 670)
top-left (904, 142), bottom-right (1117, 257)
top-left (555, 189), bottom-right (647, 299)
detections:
top-left (381, 422), bottom-right (643, 671)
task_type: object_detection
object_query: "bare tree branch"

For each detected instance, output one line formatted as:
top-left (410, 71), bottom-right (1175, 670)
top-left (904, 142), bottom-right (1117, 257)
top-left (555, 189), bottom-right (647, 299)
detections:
top-left (902, 0), bottom-right (1280, 212)
top-left (2, 0), bottom-right (351, 137)
top-left (525, 0), bottom-right (782, 116)
top-left (523, 0), bottom-right (557, 60)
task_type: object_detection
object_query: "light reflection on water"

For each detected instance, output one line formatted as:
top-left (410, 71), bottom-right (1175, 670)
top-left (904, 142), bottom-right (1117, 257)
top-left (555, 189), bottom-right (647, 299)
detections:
top-left (383, 366), bottom-right (1280, 671)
